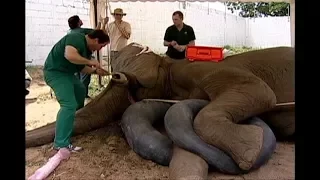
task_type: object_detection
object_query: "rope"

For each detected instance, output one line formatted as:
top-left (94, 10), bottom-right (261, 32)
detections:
top-left (142, 99), bottom-right (295, 108)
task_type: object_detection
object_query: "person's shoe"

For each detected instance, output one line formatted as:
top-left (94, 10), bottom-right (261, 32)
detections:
top-left (54, 144), bottom-right (83, 153)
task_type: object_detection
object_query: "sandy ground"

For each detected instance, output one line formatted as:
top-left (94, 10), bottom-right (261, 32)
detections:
top-left (25, 67), bottom-right (295, 180)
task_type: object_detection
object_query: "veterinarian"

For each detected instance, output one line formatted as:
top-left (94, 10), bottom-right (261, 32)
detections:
top-left (67, 15), bottom-right (107, 99)
top-left (107, 8), bottom-right (131, 63)
top-left (163, 11), bottom-right (196, 60)
top-left (43, 29), bottom-right (110, 152)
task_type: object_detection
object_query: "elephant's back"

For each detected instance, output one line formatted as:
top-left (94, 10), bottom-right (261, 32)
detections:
top-left (226, 47), bottom-right (295, 103)
top-left (171, 47), bottom-right (294, 103)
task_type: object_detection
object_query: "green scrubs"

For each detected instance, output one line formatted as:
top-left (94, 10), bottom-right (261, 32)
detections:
top-left (68, 28), bottom-right (93, 35)
top-left (68, 28), bottom-right (94, 97)
top-left (43, 33), bottom-right (91, 148)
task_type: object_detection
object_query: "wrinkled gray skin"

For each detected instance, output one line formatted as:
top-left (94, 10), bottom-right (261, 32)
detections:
top-left (26, 43), bottom-right (294, 179)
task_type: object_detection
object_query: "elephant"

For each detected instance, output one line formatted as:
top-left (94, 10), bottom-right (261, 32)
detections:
top-left (26, 43), bottom-right (295, 179)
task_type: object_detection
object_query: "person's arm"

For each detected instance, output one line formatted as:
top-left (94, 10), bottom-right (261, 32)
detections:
top-left (188, 40), bottom-right (195, 46)
top-left (64, 46), bottom-right (92, 65)
top-left (188, 26), bottom-right (196, 45)
top-left (64, 34), bottom-right (96, 65)
top-left (163, 28), bottom-right (171, 47)
top-left (123, 23), bottom-right (131, 39)
top-left (115, 22), bottom-right (130, 39)
top-left (80, 66), bottom-right (97, 74)
top-left (174, 27), bottom-right (196, 52)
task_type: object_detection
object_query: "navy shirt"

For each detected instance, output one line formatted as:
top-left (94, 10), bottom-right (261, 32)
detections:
top-left (164, 24), bottom-right (196, 59)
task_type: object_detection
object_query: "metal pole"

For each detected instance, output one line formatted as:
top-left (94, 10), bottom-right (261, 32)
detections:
top-left (94, 0), bottom-right (102, 87)
top-left (289, 0), bottom-right (295, 47)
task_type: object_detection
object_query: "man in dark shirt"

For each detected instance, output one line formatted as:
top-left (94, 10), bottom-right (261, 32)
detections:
top-left (163, 11), bottom-right (196, 59)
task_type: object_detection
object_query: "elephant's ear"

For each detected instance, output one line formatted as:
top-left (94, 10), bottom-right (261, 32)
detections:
top-left (111, 43), bottom-right (161, 88)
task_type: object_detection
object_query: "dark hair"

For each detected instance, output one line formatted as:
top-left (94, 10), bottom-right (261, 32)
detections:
top-left (172, 11), bottom-right (184, 20)
top-left (88, 30), bottom-right (110, 44)
top-left (68, 15), bottom-right (80, 29)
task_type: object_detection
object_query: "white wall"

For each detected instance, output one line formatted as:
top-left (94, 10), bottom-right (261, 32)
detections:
top-left (25, 0), bottom-right (91, 65)
top-left (25, 0), bottom-right (291, 65)
top-left (246, 17), bottom-right (291, 48)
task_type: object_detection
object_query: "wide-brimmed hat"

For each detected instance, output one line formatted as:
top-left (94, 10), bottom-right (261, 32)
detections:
top-left (111, 8), bottom-right (127, 16)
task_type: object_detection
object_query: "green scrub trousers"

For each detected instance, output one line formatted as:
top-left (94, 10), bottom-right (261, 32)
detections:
top-left (44, 71), bottom-right (86, 148)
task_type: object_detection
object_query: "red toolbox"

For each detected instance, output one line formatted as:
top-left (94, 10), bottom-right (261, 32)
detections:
top-left (186, 45), bottom-right (224, 62)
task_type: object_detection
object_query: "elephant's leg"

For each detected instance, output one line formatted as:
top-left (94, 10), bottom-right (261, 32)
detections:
top-left (165, 99), bottom-right (243, 174)
top-left (194, 79), bottom-right (277, 171)
top-left (169, 145), bottom-right (208, 180)
top-left (121, 101), bottom-right (173, 166)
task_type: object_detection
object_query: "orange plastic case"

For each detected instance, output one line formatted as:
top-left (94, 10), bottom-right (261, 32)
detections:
top-left (186, 45), bottom-right (224, 62)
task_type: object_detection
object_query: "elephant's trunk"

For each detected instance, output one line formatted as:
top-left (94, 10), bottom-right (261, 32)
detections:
top-left (111, 72), bottom-right (129, 85)
top-left (26, 74), bottom-right (131, 148)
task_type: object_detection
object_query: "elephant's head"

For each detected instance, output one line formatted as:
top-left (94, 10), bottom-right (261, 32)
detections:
top-left (111, 43), bottom-right (171, 101)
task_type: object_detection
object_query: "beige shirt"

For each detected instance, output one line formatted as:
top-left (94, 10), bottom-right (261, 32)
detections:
top-left (108, 21), bottom-right (131, 51)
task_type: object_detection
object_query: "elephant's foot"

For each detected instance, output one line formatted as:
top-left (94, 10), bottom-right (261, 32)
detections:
top-left (121, 100), bottom-right (173, 166)
top-left (195, 118), bottom-right (263, 170)
top-left (169, 146), bottom-right (208, 180)
top-left (194, 111), bottom-right (276, 171)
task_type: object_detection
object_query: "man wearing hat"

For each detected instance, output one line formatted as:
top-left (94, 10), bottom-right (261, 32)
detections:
top-left (107, 8), bottom-right (131, 65)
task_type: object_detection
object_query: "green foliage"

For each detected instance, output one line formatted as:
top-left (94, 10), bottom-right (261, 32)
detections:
top-left (223, 45), bottom-right (260, 54)
top-left (225, 2), bottom-right (290, 18)
top-left (88, 75), bottom-right (110, 97)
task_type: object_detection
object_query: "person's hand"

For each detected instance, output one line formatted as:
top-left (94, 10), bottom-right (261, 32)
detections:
top-left (173, 44), bottom-right (180, 50)
top-left (99, 15), bottom-right (103, 23)
top-left (104, 17), bottom-right (109, 24)
top-left (99, 16), bottom-right (109, 25)
top-left (96, 68), bottom-right (110, 76)
top-left (88, 59), bottom-right (100, 68)
top-left (170, 41), bottom-right (177, 46)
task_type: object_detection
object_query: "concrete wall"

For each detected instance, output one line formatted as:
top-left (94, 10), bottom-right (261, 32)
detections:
top-left (25, 0), bottom-right (91, 65)
top-left (25, 0), bottom-right (291, 65)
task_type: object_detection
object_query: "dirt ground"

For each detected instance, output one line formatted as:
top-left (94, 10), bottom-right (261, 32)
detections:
top-left (25, 67), bottom-right (295, 180)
